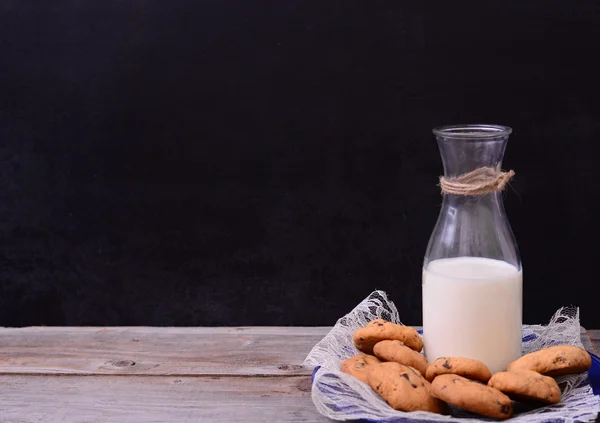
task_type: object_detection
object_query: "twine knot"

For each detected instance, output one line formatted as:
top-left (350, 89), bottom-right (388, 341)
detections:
top-left (439, 167), bottom-right (515, 195)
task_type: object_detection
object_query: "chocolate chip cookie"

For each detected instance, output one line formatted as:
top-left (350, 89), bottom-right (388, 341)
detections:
top-left (367, 362), bottom-right (446, 414)
top-left (431, 374), bottom-right (513, 420)
top-left (353, 319), bottom-right (423, 354)
top-left (340, 353), bottom-right (381, 384)
top-left (426, 357), bottom-right (493, 383)
top-left (507, 345), bottom-right (591, 377)
top-left (488, 370), bottom-right (561, 404)
top-left (373, 340), bottom-right (429, 376)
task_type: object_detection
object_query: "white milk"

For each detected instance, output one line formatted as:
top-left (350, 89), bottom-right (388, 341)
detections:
top-left (422, 256), bottom-right (522, 374)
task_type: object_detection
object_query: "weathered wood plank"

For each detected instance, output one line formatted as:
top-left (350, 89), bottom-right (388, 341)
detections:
top-left (0, 374), bottom-right (329, 423)
top-left (0, 327), bottom-right (595, 376)
top-left (0, 326), bottom-right (330, 376)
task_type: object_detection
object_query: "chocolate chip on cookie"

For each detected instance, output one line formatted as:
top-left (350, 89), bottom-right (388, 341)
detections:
top-left (367, 362), bottom-right (446, 414)
top-left (373, 340), bottom-right (429, 376)
top-left (340, 353), bottom-right (381, 384)
top-left (353, 319), bottom-right (423, 354)
top-left (431, 374), bottom-right (513, 420)
top-left (488, 370), bottom-right (561, 404)
top-left (426, 357), bottom-right (493, 383)
top-left (507, 345), bottom-right (591, 377)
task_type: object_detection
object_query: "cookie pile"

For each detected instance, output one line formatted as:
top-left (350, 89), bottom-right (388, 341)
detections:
top-left (340, 318), bottom-right (592, 420)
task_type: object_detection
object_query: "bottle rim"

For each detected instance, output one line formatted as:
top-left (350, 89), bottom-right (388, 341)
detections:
top-left (433, 124), bottom-right (513, 139)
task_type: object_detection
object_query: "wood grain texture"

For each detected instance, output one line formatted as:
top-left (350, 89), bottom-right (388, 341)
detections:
top-left (0, 326), bottom-right (328, 376)
top-left (0, 374), bottom-right (327, 423)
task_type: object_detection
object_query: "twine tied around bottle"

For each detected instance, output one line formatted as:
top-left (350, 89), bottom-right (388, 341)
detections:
top-left (439, 167), bottom-right (515, 195)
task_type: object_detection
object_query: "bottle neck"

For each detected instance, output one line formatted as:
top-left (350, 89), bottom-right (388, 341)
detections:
top-left (437, 137), bottom-right (508, 178)
top-left (441, 191), bottom-right (504, 211)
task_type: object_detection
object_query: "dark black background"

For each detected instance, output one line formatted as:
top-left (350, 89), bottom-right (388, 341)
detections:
top-left (1, 1), bottom-right (599, 327)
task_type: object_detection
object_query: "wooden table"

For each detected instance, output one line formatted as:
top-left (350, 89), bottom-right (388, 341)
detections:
top-left (0, 327), bottom-right (597, 422)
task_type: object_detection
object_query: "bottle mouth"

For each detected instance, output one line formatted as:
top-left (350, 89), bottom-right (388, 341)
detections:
top-left (433, 124), bottom-right (512, 139)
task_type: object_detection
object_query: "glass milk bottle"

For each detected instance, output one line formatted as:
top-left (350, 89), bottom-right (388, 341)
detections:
top-left (422, 124), bottom-right (522, 374)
